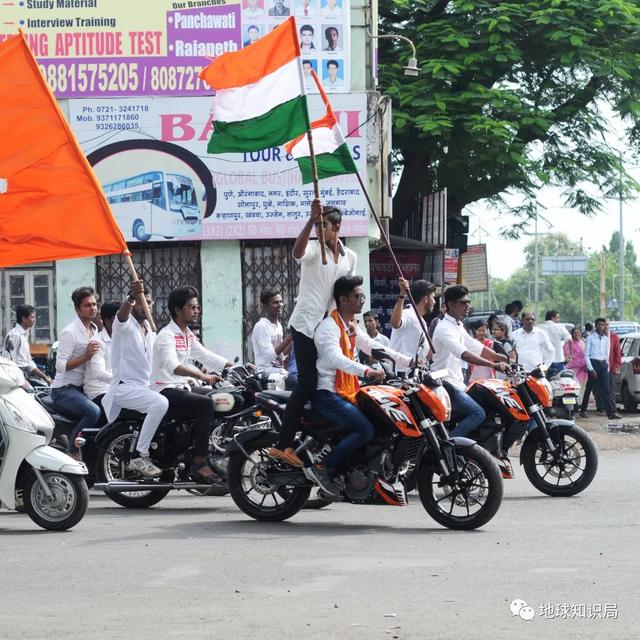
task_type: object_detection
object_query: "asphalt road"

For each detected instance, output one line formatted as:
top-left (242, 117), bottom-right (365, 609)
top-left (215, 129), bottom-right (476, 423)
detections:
top-left (1, 449), bottom-right (639, 640)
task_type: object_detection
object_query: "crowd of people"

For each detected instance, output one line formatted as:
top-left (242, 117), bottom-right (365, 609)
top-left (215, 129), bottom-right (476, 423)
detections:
top-left (1, 200), bottom-right (626, 495)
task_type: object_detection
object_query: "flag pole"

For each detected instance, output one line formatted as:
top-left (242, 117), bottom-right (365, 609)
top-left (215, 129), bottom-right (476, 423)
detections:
top-left (353, 171), bottom-right (436, 354)
top-left (124, 252), bottom-right (157, 333)
top-left (304, 127), bottom-right (329, 265)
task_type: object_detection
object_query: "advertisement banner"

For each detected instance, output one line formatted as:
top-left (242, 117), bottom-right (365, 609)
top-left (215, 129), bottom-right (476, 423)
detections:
top-left (68, 94), bottom-right (368, 241)
top-left (0, 0), bottom-right (350, 97)
top-left (459, 244), bottom-right (489, 293)
top-left (444, 248), bottom-right (459, 284)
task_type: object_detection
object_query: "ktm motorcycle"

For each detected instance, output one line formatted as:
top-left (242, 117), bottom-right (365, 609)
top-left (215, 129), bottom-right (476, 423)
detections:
top-left (225, 364), bottom-right (504, 530)
top-left (461, 364), bottom-right (597, 496)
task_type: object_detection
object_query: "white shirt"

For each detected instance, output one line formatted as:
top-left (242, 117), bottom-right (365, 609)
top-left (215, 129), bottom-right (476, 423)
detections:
top-left (314, 315), bottom-right (412, 393)
top-left (243, 7), bottom-right (264, 17)
top-left (2, 324), bottom-right (36, 371)
top-left (431, 314), bottom-right (484, 391)
top-left (151, 320), bottom-right (228, 392)
top-left (390, 308), bottom-right (430, 368)
top-left (371, 332), bottom-right (390, 347)
top-left (584, 332), bottom-right (610, 371)
top-left (288, 239), bottom-right (357, 338)
top-left (83, 328), bottom-right (112, 400)
top-left (512, 327), bottom-right (555, 373)
top-left (252, 317), bottom-right (285, 372)
top-left (108, 315), bottom-right (155, 386)
top-left (52, 316), bottom-right (98, 388)
top-left (540, 320), bottom-right (571, 363)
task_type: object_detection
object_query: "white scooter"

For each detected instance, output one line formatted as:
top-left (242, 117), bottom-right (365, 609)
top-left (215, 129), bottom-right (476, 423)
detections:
top-left (0, 357), bottom-right (89, 530)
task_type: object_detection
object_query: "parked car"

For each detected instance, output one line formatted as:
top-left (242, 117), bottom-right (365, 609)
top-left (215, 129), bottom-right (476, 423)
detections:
top-left (616, 332), bottom-right (640, 411)
top-left (609, 321), bottom-right (640, 336)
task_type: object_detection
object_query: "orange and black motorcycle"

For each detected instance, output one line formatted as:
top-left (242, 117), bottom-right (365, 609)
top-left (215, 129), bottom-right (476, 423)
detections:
top-left (225, 364), bottom-right (504, 530)
top-left (459, 364), bottom-right (598, 496)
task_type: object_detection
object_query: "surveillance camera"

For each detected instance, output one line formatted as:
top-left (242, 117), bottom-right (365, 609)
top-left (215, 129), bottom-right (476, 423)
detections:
top-left (403, 57), bottom-right (420, 77)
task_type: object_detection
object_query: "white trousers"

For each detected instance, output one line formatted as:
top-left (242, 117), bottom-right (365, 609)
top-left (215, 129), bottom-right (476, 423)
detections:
top-left (102, 384), bottom-right (169, 456)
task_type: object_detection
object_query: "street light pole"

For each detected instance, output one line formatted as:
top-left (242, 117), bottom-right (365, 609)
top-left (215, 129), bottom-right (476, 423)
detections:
top-left (619, 164), bottom-right (625, 320)
top-left (534, 211), bottom-right (539, 316)
top-left (580, 237), bottom-right (584, 328)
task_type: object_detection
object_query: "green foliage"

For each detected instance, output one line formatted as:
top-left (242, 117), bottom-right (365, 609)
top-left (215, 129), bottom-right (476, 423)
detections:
top-left (380, 0), bottom-right (640, 232)
top-left (489, 232), bottom-right (640, 323)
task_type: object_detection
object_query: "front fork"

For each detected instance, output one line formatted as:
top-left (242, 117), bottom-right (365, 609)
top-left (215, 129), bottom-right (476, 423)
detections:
top-left (517, 383), bottom-right (560, 456)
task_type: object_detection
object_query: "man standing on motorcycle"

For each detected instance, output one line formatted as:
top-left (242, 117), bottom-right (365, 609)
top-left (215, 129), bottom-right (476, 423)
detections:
top-left (150, 285), bottom-right (235, 484)
top-left (51, 287), bottom-right (102, 458)
top-left (269, 200), bottom-right (357, 468)
top-left (432, 285), bottom-right (510, 438)
top-left (2, 304), bottom-right (51, 386)
top-left (305, 275), bottom-right (413, 496)
top-left (390, 278), bottom-right (437, 369)
top-left (102, 282), bottom-right (169, 478)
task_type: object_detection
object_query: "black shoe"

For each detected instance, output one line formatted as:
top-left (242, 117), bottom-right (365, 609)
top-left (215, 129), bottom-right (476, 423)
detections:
top-left (579, 411), bottom-right (588, 419)
top-left (190, 462), bottom-right (216, 485)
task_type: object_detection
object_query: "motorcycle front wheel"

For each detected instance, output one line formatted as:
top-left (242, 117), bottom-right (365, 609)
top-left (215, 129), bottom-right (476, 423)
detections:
top-left (521, 424), bottom-right (598, 496)
top-left (22, 471), bottom-right (89, 531)
top-left (416, 444), bottom-right (503, 530)
top-left (227, 433), bottom-right (310, 521)
top-left (96, 424), bottom-right (172, 508)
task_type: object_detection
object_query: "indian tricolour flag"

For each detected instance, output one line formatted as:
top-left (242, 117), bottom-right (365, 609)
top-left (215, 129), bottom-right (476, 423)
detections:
top-left (199, 17), bottom-right (310, 154)
top-left (285, 70), bottom-right (358, 184)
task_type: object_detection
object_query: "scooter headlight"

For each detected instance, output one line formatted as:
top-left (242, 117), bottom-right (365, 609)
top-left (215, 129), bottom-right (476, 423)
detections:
top-left (1, 400), bottom-right (38, 433)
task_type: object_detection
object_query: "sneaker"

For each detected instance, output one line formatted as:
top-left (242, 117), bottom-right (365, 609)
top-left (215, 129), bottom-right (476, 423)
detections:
top-left (609, 413), bottom-right (622, 420)
top-left (268, 447), bottom-right (304, 468)
top-left (129, 455), bottom-right (162, 478)
top-left (303, 464), bottom-right (341, 497)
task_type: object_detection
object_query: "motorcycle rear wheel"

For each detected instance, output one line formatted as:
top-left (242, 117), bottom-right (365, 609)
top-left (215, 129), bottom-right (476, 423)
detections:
top-left (96, 424), bottom-right (171, 508)
top-left (23, 471), bottom-right (89, 531)
top-left (416, 444), bottom-right (503, 530)
top-left (522, 424), bottom-right (597, 496)
top-left (227, 434), bottom-right (310, 521)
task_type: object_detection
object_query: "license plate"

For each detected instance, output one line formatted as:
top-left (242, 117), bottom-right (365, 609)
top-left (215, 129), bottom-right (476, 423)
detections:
top-left (563, 398), bottom-right (577, 405)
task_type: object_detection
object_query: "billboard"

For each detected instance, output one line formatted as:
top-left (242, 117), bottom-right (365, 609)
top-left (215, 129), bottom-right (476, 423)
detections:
top-left (69, 94), bottom-right (369, 241)
top-left (0, 0), bottom-right (350, 97)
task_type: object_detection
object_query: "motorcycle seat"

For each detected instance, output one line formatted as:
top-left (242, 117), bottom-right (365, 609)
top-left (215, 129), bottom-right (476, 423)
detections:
top-left (259, 390), bottom-right (292, 403)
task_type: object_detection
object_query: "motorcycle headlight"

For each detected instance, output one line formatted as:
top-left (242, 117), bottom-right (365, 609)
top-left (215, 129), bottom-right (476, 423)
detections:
top-left (434, 385), bottom-right (452, 421)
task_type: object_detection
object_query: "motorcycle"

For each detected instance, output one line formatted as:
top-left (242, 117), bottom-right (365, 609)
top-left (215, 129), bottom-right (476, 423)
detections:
top-left (225, 357), bottom-right (504, 530)
top-left (0, 357), bottom-right (89, 530)
top-left (548, 369), bottom-right (581, 419)
top-left (461, 364), bottom-right (598, 496)
top-left (93, 366), bottom-right (271, 508)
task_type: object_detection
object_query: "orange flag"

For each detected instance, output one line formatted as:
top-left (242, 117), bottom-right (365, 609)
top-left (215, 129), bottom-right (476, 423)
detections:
top-left (0, 33), bottom-right (128, 268)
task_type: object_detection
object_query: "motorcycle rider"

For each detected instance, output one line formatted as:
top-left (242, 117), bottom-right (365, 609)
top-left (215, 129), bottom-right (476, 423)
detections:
top-left (305, 275), bottom-right (412, 496)
top-left (150, 285), bottom-right (234, 484)
top-left (83, 300), bottom-right (118, 410)
top-left (432, 285), bottom-right (509, 438)
top-left (102, 281), bottom-right (169, 478)
top-left (51, 287), bottom-right (102, 458)
top-left (2, 304), bottom-right (52, 386)
top-left (390, 277), bottom-right (437, 369)
top-left (269, 200), bottom-right (357, 468)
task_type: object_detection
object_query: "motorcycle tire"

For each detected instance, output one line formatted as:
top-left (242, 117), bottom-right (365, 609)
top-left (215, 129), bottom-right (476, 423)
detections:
top-left (22, 471), bottom-right (89, 531)
top-left (96, 424), bottom-right (171, 508)
top-left (522, 424), bottom-right (598, 497)
top-left (227, 433), bottom-right (310, 521)
top-left (416, 444), bottom-right (503, 530)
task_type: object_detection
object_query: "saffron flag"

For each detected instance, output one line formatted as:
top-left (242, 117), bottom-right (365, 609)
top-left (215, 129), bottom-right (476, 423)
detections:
top-left (284, 70), bottom-right (357, 184)
top-left (199, 17), bottom-right (310, 154)
top-left (0, 33), bottom-right (128, 268)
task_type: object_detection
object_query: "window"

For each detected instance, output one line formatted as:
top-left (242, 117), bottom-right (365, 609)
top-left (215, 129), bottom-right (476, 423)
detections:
top-left (2, 269), bottom-right (54, 343)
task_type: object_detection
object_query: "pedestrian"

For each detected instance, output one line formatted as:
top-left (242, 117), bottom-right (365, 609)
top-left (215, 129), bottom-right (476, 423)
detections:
top-left (467, 320), bottom-right (495, 382)
top-left (511, 311), bottom-right (554, 373)
top-left (606, 319), bottom-right (622, 413)
top-left (564, 327), bottom-right (588, 402)
top-left (540, 310), bottom-right (571, 378)
top-left (579, 318), bottom-right (621, 420)
top-left (251, 289), bottom-right (292, 375)
top-left (505, 300), bottom-right (524, 332)
top-left (582, 321), bottom-right (594, 339)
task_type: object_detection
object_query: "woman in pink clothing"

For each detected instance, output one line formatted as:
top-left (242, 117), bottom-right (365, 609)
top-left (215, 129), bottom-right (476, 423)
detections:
top-left (564, 327), bottom-right (588, 398)
top-left (468, 320), bottom-right (496, 382)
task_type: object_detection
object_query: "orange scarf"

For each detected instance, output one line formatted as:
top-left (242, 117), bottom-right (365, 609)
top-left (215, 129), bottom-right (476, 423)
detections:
top-left (330, 309), bottom-right (360, 404)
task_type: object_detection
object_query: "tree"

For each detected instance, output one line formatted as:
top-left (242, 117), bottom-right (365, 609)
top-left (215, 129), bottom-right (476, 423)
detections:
top-left (380, 0), bottom-right (640, 234)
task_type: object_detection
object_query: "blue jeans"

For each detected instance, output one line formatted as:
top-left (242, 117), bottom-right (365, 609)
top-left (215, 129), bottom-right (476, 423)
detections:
top-left (52, 385), bottom-right (101, 452)
top-left (449, 387), bottom-right (486, 438)
top-left (313, 390), bottom-right (375, 472)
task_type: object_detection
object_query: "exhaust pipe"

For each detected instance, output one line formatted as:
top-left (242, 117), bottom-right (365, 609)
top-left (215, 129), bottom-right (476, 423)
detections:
top-left (94, 481), bottom-right (225, 493)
